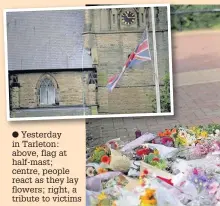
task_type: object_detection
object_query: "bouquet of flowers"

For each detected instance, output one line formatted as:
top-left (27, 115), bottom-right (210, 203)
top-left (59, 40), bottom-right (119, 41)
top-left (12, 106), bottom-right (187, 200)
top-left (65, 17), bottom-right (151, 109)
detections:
top-left (89, 187), bottom-right (121, 206)
top-left (202, 124), bottom-right (220, 137)
top-left (155, 126), bottom-right (210, 148)
top-left (134, 146), bottom-right (156, 160)
top-left (153, 129), bottom-right (176, 147)
top-left (139, 188), bottom-right (157, 206)
top-left (101, 174), bottom-right (129, 190)
top-left (143, 152), bottom-right (167, 171)
top-left (187, 167), bottom-right (219, 194)
top-left (174, 138), bottom-right (220, 160)
top-left (88, 145), bottom-right (111, 164)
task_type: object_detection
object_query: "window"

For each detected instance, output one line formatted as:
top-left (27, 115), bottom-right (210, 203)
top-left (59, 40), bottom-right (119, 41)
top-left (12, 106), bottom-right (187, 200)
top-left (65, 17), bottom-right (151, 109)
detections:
top-left (88, 71), bottom-right (97, 85)
top-left (39, 78), bottom-right (56, 105)
top-left (113, 14), bottom-right (116, 24)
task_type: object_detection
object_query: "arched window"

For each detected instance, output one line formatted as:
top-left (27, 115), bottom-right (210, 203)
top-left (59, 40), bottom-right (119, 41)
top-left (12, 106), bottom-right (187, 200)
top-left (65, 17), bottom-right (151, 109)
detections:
top-left (39, 77), bottom-right (56, 105)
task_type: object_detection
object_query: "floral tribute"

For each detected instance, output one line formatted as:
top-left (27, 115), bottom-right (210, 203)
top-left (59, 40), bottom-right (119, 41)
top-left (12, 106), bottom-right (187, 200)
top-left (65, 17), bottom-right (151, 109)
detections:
top-left (87, 124), bottom-right (220, 206)
top-left (86, 166), bottom-right (98, 177)
top-left (187, 168), bottom-right (219, 195)
top-left (154, 125), bottom-right (213, 147)
top-left (139, 189), bottom-right (157, 206)
top-left (86, 165), bottom-right (110, 177)
top-left (153, 129), bottom-right (176, 147)
top-left (93, 191), bottom-right (118, 206)
top-left (107, 141), bottom-right (119, 150)
top-left (133, 146), bottom-right (167, 170)
top-left (139, 169), bottom-right (149, 187)
top-left (143, 152), bottom-right (167, 170)
top-left (193, 139), bottom-right (220, 157)
top-left (135, 146), bottom-right (155, 158)
top-left (89, 145), bottom-right (111, 164)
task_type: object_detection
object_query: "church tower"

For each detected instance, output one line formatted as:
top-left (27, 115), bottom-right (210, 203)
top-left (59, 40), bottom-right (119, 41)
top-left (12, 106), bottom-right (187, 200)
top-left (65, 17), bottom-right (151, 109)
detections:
top-left (83, 6), bottom-right (169, 114)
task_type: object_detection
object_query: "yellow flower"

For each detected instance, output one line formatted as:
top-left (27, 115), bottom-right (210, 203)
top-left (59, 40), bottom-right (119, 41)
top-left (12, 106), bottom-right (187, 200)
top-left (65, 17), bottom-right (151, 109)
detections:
top-left (153, 149), bottom-right (159, 155)
top-left (200, 131), bottom-right (208, 138)
top-left (140, 189), bottom-right (156, 204)
top-left (145, 189), bottom-right (156, 198)
top-left (97, 168), bottom-right (107, 174)
top-left (140, 193), bottom-right (157, 206)
top-left (95, 147), bottom-right (103, 152)
top-left (112, 201), bottom-right (117, 206)
top-left (178, 136), bottom-right (187, 145)
top-left (140, 179), bottom-right (145, 185)
top-left (98, 192), bottom-right (107, 201)
top-left (141, 199), bottom-right (157, 206)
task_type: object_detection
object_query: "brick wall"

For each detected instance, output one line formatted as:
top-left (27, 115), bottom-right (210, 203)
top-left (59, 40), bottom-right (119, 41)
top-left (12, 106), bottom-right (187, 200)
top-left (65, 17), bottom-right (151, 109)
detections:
top-left (10, 71), bottom-right (96, 109)
top-left (86, 116), bottom-right (175, 148)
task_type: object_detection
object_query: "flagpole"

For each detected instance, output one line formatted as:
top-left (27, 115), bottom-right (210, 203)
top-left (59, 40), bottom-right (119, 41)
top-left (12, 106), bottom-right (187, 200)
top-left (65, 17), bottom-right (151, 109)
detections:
top-left (151, 7), bottom-right (161, 113)
top-left (82, 47), bottom-right (86, 116)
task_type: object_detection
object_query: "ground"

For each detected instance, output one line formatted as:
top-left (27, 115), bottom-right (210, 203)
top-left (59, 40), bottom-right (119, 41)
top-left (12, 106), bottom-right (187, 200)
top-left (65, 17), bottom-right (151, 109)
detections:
top-left (86, 30), bottom-right (220, 146)
top-left (173, 30), bottom-right (220, 73)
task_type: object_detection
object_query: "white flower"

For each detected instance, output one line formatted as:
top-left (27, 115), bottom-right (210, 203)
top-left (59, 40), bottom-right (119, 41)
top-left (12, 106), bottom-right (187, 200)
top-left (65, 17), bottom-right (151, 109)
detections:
top-left (179, 130), bottom-right (187, 138)
top-left (215, 129), bottom-right (220, 135)
top-left (86, 167), bottom-right (95, 177)
top-left (185, 134), bottom-right (196, 145)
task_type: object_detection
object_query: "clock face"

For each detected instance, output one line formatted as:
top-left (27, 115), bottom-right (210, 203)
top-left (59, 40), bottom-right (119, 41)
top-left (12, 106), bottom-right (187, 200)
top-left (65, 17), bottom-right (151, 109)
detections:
top-left (121, 11), bottom-right (135, 25)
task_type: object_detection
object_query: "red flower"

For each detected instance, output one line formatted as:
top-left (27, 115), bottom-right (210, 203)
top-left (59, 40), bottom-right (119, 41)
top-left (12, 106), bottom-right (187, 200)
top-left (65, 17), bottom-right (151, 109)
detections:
top-left (143, 169), bottom-right (149, 175)
top-left (152, 157), bottom-right (160, 162)
top-left (101, 155), bottom-right (111, 164)
top-left (136, 148), bottom-right (150, 156)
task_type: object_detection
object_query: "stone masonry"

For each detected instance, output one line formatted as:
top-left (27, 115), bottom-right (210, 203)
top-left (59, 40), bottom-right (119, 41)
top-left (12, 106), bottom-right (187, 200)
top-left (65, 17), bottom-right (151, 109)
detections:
top-left (10, 71), bottom-right (96, 109)
top-left (83, 7), bottom-right (170, 114)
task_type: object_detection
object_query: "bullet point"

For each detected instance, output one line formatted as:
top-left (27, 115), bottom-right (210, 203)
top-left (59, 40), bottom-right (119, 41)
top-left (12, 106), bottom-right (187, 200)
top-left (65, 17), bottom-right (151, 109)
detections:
top-left (12, 131), bottom-right (19, 138)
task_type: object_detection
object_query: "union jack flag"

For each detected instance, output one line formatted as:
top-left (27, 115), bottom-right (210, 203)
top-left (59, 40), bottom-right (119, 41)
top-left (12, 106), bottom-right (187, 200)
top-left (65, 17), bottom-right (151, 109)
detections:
top-left (106, 67), bottom-right (126, 92)
top-left (125, 31), bottom-right (151, 68)
top-left (107, 29), bottom-right (151, 92)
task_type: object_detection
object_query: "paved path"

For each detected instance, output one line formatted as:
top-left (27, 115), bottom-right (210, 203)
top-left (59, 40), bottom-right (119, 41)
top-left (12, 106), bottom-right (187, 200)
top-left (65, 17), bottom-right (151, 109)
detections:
top-left (87, 81), bottom-right (220, 146)
top-left (172, 30), bottom-right (220, 73)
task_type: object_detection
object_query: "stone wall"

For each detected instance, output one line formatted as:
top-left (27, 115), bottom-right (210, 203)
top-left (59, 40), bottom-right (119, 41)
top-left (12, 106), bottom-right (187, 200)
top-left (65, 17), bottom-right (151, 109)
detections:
top-left (10, 71), bottom-right (97, 109)
top-left (84, 7), bottom-right (170, 114)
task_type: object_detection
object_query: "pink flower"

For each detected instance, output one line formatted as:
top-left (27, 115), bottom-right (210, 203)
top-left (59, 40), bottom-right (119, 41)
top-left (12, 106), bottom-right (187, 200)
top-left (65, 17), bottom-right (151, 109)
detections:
top-left (216, 190), bottom-right (220, 201)
top-left (194, 144), bottom-right (209, 156)
top-left (161, 137), bottom-right (173, 144)
top-left (208, 182), bottom-right (219, 194)
top-left (193, 168), bottom-right (199, 175)
top-left (210, 142), bottom-right (220, 152)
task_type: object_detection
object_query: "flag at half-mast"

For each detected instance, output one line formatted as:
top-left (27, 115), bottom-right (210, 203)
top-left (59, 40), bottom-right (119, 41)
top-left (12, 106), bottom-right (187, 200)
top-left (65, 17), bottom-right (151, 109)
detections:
top-left (107, 29), bottom-right (151, 92)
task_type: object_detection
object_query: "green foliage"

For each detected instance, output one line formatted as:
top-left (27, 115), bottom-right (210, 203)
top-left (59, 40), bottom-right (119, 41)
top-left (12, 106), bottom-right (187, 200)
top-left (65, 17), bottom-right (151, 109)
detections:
top-left (91, 149), bottom-right (106, 163)
top-left (144, 153), bottom-right (167, 170)
top-left (152, 72), bottom-right (171, 113)
top-left (171, 5), bottom-right (220, 31)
